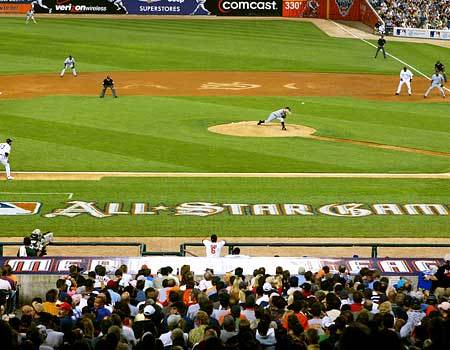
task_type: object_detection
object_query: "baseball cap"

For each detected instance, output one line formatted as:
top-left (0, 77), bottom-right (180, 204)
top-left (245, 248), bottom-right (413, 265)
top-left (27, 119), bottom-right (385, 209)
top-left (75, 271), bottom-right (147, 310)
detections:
top-left (438, 301), bottom-right (450, 311)
top-left (298, 266), bottom-right (306, 274)
top-left (143, 305), bottom-right (155, 316)
top-left (58, 302), bottom-right (72, 312)
top-left (263, 282), bottom-right (272, 292)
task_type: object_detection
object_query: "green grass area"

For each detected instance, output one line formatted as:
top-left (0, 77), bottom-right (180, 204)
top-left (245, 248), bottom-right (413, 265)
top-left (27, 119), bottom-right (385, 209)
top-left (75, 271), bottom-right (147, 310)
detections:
top-left (0, 96), bottom-right (449, 173)
top-left (0, 18), bottom-right (448, 238)
top-left (0, 18), bottom-right (447, 75)
top-left (0, 177), bottom-right (448, 237)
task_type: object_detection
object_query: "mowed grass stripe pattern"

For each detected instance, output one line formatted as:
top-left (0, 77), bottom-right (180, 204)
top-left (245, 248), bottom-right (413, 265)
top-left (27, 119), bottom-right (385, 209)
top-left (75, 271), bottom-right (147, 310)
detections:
top-left (0, 18), bottom-right (448, 74)
top-left (0, 96), bottom-right (449, 173)
top-left (0, 177), bottom-right (448, 237)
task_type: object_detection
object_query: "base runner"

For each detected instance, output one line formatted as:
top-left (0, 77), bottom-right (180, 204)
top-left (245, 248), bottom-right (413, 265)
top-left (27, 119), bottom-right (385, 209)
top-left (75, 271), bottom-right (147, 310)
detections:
top-left (396, 67), bottom-right (413, 96)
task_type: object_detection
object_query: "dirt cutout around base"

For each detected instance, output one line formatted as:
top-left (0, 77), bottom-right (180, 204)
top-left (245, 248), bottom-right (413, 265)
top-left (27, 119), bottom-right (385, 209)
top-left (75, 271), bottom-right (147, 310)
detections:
top-left (209, 122), bottom-right (450, 158)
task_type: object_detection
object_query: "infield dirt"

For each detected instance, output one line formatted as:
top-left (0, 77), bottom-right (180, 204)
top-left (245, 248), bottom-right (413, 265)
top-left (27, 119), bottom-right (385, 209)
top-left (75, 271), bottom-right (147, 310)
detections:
top-left (0, 71), bottom-right (446, 101)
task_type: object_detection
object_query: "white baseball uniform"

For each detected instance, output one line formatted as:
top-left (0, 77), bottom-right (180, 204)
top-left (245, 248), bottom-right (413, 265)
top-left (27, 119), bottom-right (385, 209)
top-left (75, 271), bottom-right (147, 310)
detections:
top-left (265, 108), bottom-right (289, 123)
top-left (396, 68), bottom-right (413, 95)
top-left (203, 239), bottom-right (226, 257)
top-left (0, 143), bottom-right (12, 179)
top-left (60, 56), bottom-right (77, 77)
top-left (26, 10), bottom-right (36, 24)
top-left (424, 73), bottom-right (446, 98)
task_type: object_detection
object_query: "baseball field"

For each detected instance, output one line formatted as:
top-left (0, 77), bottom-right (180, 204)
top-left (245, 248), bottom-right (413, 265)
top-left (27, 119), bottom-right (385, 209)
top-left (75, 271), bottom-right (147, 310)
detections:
top-left (0, 17), bottom-right (449, 242)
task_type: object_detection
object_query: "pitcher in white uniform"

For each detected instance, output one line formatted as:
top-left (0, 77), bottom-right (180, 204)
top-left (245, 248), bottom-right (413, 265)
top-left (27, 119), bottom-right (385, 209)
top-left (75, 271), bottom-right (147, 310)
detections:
top-left (257, 107), bottom-right (291, 130)
top-left (424, 73), bottom-right (446, 98)
top-left (0, 138), bottom-right (13, 180)
top-left (396, 67), bottom-right (413, 96)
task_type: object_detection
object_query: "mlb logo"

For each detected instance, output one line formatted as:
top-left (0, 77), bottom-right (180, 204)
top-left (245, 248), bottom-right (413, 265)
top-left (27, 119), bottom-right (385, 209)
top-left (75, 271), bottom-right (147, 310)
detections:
top-left (0, 202), bottom-right (41, 215)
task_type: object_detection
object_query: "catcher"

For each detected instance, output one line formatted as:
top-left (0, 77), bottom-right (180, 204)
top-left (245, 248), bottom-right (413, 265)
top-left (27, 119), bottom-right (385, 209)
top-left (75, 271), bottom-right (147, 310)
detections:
top-left (435, 61), bottom-right (447, 83)
top-left (60, 55), bottom-right (77, 77)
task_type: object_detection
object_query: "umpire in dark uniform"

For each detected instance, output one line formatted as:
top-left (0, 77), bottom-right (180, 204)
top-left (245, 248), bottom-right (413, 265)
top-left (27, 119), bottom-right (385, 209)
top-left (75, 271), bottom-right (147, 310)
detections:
top-left (374, 35), bottom-right (387, 59)
top-left (100, 76), bottom-right (117, 98)
top-left (435, 61), bottom-right (447, 83)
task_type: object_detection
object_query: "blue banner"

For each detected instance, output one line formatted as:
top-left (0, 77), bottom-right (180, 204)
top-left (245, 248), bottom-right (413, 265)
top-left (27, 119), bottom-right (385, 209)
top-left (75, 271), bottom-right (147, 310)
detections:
top-left (123, 0), bottom-right (211, 15)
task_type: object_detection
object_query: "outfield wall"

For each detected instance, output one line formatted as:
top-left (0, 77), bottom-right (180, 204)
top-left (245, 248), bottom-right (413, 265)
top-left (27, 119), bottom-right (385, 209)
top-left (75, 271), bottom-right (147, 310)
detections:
top-left (0, 0), bottom-right (378, 22)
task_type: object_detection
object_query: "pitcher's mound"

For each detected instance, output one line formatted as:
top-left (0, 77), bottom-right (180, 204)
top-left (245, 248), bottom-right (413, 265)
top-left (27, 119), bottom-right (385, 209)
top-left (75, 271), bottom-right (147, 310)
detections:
top-left (208, 121), bottom-right (317, 138)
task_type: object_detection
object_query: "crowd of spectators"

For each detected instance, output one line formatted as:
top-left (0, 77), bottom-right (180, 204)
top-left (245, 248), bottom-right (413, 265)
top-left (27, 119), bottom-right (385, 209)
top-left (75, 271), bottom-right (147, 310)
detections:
top-left (370, 0), bottom-right (450, 30)
top-left (0, 259), bottom-right (449, 350)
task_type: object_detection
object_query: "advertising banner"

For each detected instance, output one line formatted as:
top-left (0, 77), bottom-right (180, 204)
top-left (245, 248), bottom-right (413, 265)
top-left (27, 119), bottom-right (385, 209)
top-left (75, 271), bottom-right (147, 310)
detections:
top-left (0, 256), bottom-right (444, 276)
top-left (0, 1), bottom-right (30, 13)
top-left (394, 27), bottom-right (450, 40)
top-left (32, 0), bottom-right (128, 14)
top-left (205, 0), bottom-right (282, 16)
top-left (123, 0), bottom-right (211, 16)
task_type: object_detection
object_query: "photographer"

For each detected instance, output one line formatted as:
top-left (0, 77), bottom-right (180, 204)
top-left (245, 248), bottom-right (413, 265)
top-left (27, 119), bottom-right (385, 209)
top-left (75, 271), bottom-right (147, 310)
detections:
top-left (17, 236), bottom-right (37, 257)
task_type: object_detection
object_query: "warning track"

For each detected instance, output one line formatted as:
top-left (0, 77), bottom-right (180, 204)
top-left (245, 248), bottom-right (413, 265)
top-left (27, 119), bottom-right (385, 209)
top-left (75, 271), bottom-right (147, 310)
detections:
top-left (4, 171), bottom-right (450, 180)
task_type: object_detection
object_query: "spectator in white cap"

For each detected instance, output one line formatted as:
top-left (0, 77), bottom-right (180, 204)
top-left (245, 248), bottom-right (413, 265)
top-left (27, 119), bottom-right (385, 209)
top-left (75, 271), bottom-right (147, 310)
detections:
top-left (256, 282), bottom-right (273, 308)
top-left (438, 301), bottom-right (450, 320)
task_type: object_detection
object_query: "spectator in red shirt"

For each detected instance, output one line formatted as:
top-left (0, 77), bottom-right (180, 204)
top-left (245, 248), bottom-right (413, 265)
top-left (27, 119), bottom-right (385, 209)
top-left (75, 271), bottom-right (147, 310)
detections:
top-left (350, 291), bottom-right (364, 313)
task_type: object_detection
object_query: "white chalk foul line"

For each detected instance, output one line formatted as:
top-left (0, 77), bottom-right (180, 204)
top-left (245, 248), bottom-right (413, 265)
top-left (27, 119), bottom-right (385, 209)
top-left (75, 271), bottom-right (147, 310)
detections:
top-left (8, 171), bottom-right (450, 179)
top-left (0, 192), bottom-right (74, 199)
top-left (331, 21), bottom-right (450, 93)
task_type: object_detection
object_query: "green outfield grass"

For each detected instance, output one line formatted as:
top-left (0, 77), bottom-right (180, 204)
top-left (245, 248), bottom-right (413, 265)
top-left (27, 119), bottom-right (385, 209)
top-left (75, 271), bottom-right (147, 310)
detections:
top-left (0, 18), bottom-right (448, 238)
top-left (0, 18), bottom-right (447, 75)
top-left (1, 96), bottom-right (449, 173)
top-left (0, 177), bottom-right (448, 237)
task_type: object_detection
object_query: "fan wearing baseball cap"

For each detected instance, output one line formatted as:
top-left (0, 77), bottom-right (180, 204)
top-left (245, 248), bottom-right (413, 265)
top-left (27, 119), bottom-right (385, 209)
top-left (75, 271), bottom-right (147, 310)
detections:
top-left (57, 301), bottom-right (74, 334)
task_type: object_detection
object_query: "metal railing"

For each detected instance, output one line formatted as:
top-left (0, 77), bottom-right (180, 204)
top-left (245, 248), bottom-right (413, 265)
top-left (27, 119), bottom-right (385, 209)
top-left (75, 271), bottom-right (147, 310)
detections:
top-left (179, 242), bottom-right (450, 258)
top-left (1, 241), bottom-right (449, 258)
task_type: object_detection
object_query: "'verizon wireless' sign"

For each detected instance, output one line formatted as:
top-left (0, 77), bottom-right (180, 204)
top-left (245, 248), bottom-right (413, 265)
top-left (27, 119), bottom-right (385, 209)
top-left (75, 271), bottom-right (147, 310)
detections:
top-left (0, 201), bottom-right (445, 218)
